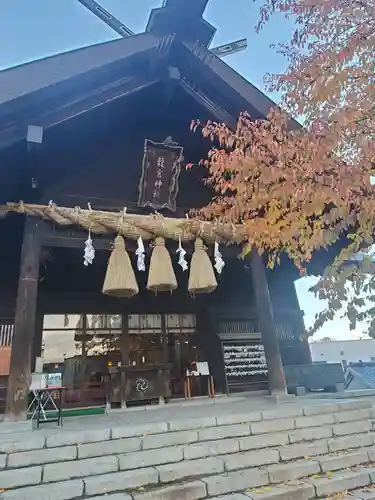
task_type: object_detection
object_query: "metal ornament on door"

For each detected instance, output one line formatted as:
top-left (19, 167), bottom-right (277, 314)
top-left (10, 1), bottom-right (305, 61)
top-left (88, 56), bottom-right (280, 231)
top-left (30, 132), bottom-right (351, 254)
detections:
top-left (135, 378), bottom-right (149, 392)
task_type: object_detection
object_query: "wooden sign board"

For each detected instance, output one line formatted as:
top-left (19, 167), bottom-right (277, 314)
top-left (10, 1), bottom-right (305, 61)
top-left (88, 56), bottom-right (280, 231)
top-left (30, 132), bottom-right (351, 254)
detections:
top-left (138, 138), bottom-right (183, 212)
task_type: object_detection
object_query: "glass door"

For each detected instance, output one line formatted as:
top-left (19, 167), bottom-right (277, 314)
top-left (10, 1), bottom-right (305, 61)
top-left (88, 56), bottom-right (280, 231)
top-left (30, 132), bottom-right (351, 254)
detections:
top-left (41, 314), bottom-right (122, 408)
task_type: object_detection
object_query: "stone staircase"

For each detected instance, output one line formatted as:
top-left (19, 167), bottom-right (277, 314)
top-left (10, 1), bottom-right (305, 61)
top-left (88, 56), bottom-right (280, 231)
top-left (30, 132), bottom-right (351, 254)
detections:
top-left (1, 399), bottom-right (375, 499)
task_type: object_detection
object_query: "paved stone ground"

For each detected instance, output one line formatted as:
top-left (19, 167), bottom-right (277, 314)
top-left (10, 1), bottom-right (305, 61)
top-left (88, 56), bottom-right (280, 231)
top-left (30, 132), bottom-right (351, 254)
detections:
top-left (49, 394), bottom-right (375, 432)
top-left (1, 391), bottom-right (373, 435)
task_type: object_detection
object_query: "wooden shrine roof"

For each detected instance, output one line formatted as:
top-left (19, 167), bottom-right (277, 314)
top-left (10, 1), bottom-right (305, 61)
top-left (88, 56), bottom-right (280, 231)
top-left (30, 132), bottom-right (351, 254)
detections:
top-left (0, 33), bottom-right (158, 108)
top-left (0, 31), bottom-right (282, 149)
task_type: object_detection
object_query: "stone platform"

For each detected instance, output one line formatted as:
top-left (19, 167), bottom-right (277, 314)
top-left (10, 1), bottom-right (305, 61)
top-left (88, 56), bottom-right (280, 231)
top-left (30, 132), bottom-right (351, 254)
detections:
top-left (1, 395), bottom-right (375, 499)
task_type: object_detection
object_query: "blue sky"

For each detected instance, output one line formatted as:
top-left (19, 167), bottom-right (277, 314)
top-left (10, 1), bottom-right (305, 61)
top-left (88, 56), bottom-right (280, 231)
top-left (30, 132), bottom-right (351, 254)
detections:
top-left (0, 0), bottom-right (362, 340)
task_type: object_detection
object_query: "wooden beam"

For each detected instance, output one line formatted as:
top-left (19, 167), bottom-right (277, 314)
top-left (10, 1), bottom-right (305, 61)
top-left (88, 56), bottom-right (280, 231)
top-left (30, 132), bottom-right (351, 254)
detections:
top-left (30, 76), bottom-right (161, 130)
top-left (249, 247), bottom-right (287, 395)
top-left (0, 75), bottom-right (160, 148)
top-left (180, 40), bottom-right (274, 120)
top-left (40, 228), bottom-right (242, 258)
top-left (42, 234), bottom-right (111, 251)
top-left (179, 79), bottom-right (236, 127)
top-left (5, 218), bottom-right (41, 420)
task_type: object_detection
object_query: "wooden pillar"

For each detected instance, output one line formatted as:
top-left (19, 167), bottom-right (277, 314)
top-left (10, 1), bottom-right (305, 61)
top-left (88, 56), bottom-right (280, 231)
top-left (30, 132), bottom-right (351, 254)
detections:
top-left (31, 313), bottom-right (44, 370)
top-left (5, 217), bottom-right (41, 420)
top-left (119, 314), bottom-right (129, 409)
top-left (160, 314), bottom-right (168, 404)
top-left (79, 336), bottom-right (88, 390)
top-left (161, 314), bottom-right (168, 364)
top-left (249, 248), bottom-right (287, 395)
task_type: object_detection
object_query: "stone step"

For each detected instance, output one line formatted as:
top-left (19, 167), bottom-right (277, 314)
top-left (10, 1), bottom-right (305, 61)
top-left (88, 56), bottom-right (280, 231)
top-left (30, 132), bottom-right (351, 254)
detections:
top-left (0, 413), bottom-right (372, 471)
top-left (4, 479), bottom-right (372, 500)
top-left (0, 400), bottom-right (372, 459)
top-left (106, 467), bottom-right (375, 500)
top-left (0, 399), bottom-right (373, 500)
top-left (3, 429), bottom-right (373, 474)
top-left (1, 434), bottom-right (375, 498)
top-left (1, 418), bottom-right (373, 473)
top-left (4, 462), bottom-right (375, 499)
top-left (348, 487), bottom-right (375, 499)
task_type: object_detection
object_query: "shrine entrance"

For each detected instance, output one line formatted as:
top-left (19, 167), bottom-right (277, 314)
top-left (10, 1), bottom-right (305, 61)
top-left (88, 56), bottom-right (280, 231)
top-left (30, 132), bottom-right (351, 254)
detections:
top-left (40, 313), bottom-right (207, 409)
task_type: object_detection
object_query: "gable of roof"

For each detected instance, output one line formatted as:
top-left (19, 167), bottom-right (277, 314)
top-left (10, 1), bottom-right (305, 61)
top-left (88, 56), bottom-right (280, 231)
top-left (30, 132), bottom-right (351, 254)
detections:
top-left (0, 32), bottom-right (284, 150)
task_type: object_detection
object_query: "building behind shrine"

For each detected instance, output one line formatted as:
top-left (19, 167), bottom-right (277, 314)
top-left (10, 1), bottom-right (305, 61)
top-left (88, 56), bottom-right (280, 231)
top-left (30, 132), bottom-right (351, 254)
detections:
top-left (0, 0), bottom-right (311, 419)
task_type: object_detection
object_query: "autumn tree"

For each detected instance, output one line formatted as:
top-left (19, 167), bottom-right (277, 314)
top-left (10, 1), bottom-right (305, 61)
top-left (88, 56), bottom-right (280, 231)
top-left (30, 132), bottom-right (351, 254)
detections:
top-left (260, 0), bottom-right (375, 336)
top-left (259, 0), bottom-right (375, 157)
top-left (191, 0), bottom-right (375, 336)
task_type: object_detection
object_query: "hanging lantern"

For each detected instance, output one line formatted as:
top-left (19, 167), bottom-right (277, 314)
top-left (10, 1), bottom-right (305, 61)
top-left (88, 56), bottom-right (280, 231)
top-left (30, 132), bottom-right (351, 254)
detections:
top-left (102, 236), bottom-right (139, 298)
top-left (188, 237), bottom-right (218, 295)
top-left (147, 237), bottom-right (177, 293)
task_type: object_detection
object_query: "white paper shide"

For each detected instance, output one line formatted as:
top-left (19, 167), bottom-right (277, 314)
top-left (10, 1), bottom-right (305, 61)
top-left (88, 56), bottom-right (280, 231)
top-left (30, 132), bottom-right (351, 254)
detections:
top-left (136, 236), bottom-right (146, 271)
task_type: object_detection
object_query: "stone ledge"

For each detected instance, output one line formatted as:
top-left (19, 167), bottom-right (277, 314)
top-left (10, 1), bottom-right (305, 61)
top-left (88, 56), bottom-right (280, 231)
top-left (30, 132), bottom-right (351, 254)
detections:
top-left (318, 449), bottom-right (370, 472)
top-left (246, 482), bottom-right (315, 500)
top-left (328, 433), bottom-right (373, 452)
top-left (349, 487), bottom-right (375, 499)
top-left (0, 421), bottom-right (32, 435)
top-left (2, 414), bottom-right (371, 460)
top-left (0, 399), bottom-right (371, 454)
top-left (42, 455), bottom-right (119, 483)
top-left (0, 465), bottom-right (42, 490)
top-left (305, 469), bottom-right (371, 497)
top-left (0, 479), bottom-right (84, 500)
top-left (202, 468), bottom-right (270, 497)
top-left (266, 459), bottom-right (320, 484)
top-left (2, 458), bottom-right (375, 499)
top-left (7, 445), bottom-right (77, 468)
top-left (132, 480), bottom-right (207, 500)
top-left (2, 432), bottom-right (375, 481)
top-left (83, 467), bottom-right (159, 497)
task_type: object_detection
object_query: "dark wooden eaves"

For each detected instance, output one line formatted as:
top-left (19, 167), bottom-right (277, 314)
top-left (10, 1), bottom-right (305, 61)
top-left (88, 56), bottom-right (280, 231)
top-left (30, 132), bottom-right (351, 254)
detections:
top-left (179, 40), bottom-right (300, 128)
top-left (169, 42), bottom-right (262, 121)
top-left (204, 48), bottom-right (276, 119)
top-left (0, 74), bottom-right (161, 148)
top-left (178, 80), bottom-right (235, 127)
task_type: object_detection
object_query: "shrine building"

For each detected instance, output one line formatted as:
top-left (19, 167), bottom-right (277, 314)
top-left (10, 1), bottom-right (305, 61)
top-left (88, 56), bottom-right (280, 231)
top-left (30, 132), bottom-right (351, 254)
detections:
top-left (0, 0), bottom-right (312, 420)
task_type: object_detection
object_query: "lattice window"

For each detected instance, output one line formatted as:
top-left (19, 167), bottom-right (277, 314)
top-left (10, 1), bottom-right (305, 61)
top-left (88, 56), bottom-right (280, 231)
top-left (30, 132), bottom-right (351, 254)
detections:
top-left (0, 321), bottom-right (14, 346)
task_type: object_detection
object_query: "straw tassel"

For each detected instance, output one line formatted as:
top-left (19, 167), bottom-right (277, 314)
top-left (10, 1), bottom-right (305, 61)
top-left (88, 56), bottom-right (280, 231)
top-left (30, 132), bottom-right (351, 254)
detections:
top-left (188, 237), bottom-right (218, 295)
top-left (147, 237), bottom-right (177, 293)
top-left (102, 235), bottom-right (139, 298)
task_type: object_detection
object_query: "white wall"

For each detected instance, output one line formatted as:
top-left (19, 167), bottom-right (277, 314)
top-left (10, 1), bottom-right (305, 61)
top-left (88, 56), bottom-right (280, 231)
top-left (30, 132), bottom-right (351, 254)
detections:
top-left (310, 339), bottom-right (375, 365)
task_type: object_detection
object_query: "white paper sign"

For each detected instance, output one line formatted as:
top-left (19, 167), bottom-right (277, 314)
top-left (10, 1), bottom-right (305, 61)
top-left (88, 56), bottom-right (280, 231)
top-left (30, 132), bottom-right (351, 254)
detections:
top-left (30, 373), bottom-right (47, 390)
top-left (186, 362), bottom-right (210, 377)
top-left (35, 357), bottom-right (44, 373)
top-left (197, 362), bottom-right (210, 376)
